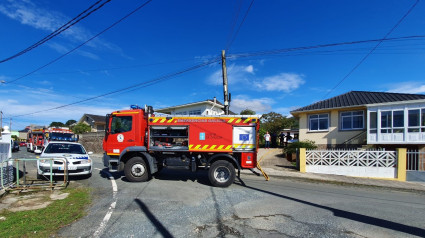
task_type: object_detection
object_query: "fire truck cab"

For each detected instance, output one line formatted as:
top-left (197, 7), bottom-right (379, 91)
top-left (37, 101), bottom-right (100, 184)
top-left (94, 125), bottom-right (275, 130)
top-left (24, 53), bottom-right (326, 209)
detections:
top-left (103, 106), bottom-right (260, 187)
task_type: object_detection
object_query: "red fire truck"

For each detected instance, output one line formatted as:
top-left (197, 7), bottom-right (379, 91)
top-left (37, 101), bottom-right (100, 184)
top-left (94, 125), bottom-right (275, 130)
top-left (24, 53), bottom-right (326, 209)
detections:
top-left (102, 106), bottom-right (260, 187)
top-left (27, 127), bottom-right (75, 153)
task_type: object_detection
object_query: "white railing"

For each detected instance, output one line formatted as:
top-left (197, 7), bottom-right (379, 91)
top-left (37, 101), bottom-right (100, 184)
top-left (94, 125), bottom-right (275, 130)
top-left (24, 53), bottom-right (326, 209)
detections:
top-left (407, 150), bottom-right (425, 171)
top-left (305, 149), bottom-right (397, 178)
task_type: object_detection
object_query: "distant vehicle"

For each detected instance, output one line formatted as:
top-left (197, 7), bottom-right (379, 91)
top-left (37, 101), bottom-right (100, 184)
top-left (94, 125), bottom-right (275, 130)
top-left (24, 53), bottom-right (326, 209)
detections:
top-left (27, 127), bottom-right (76, 153)
top-left (11, 140), bottom-right (20, 152)
top-left (19, 141), bottom-right (26, 147)
top-left (36, 142), bottom-right (93, 179)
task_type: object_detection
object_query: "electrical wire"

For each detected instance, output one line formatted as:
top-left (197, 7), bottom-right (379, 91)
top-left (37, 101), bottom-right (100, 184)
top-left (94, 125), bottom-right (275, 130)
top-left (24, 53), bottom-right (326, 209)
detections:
top-left (11, 57), bottom-right (220, 118)
top-left (5, 0), bottom-right (153, 85)
top-left (0, 0), bottom-right (112, 64)
top-left (228, 35), bottom-right (425, 59)
top-left (225, 0), bottom-right (255, 51)
top-left (225, 0), bottom-right (244, 50)
top-left (323, 0), bottom-right (420, 98)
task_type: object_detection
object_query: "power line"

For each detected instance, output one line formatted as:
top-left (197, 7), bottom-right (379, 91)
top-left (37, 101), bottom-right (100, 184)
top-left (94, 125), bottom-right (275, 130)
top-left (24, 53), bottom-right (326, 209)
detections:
top-left (323, 0), bottom-right (420, 98)
top-left (225, 0), bottom-right (244, 50)
top-left (11, 57), bottom-right (220, 118)
top-left (225, 0), bottom-right (255, 51)
top-left (5, 0), bottom-right (153, 85)
top-left (228, 34), bottom-right (425, 59)
top-left (0, 0), bottom-right (113, 64)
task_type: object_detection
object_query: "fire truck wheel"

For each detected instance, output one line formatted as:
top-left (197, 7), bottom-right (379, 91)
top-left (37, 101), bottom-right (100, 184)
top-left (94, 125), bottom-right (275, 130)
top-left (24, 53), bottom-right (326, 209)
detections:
top-left (124, 157), bottom-right (149, 182)
top-left (209, 160), bottom-right (235, 187)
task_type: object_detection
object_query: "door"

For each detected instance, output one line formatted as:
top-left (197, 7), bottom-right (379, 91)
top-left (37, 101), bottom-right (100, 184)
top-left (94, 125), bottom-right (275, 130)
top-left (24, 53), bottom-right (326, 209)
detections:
top-left (233, 126), bottom-right (256, 151)
top-left (105, 115), bottom-right (137, 156)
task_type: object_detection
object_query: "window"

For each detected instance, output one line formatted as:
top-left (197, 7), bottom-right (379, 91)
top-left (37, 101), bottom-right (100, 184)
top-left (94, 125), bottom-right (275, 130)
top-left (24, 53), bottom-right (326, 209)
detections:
top-left (408, 109), bottom-right (420, 132)
top-left (309, 114), bottom-right (329, 131)
top-left (408, 108), bottom-right (425, 132)
top-left (189, 109), bottom-right (201, 115)
top-left (175, 111), bottom-right (187, 115)
top-left (111, 116), bottom-right (132, 134)
top-left (369, 111), bottom-right (377, 134)
top-left (340, 111), bottom-right (364, 130)
top-left (381, 111), bottom-right (392, 133)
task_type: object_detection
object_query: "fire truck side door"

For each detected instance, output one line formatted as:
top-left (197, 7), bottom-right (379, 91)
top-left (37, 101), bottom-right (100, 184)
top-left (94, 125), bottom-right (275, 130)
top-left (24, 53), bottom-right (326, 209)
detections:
top-left (107, 115), bottom-right (137, 155)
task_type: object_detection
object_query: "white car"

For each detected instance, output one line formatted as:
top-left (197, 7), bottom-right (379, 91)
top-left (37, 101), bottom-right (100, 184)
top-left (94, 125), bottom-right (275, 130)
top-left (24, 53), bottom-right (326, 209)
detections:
top-left (37, 142), bottom-right (93, 179)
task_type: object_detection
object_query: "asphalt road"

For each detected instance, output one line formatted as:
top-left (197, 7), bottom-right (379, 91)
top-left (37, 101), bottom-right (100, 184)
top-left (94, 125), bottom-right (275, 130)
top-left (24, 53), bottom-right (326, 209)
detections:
top-left (12, 149), bottom-right (425, 237)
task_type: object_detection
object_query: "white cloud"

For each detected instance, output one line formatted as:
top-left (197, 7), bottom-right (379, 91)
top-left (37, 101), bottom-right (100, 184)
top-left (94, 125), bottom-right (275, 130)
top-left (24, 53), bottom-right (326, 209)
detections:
top-left (255, 73), bottom-right (305, 92)
top-left (230, 95), bottom-right (274, 114)
top-left (207, 64), bottom-right (254, 85)
top-left (386, 82), bottom-right (425, 94)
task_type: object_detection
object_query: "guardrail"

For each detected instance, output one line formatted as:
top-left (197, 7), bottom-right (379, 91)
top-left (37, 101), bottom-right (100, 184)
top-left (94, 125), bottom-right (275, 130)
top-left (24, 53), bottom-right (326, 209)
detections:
top-left (1, 158), bottom-right (69, 191)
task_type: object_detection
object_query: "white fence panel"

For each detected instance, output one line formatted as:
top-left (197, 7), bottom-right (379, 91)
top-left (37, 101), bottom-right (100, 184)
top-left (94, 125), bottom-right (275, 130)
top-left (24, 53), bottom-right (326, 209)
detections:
top-left (306, 149), bottom-right (397, 179)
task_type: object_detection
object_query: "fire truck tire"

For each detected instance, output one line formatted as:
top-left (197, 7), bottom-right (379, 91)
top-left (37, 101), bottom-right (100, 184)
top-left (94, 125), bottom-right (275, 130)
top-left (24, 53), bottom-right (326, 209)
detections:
top-left (209, 160), bottom-right (236, 187)
top-left (124, 157), bottom-right (149, 182)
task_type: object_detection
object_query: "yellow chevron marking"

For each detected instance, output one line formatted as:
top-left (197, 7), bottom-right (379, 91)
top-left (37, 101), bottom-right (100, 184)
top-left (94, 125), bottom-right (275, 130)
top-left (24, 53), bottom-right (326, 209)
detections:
top-left (189, 145), bottom-right (193, 149)
top-left (218, 145), bottom-right (224, 150)
top-left (167, 119), bottom-right (174, 123)
top-left (235, 119), bottom-right (242, 123)
top-left (244, 118), bottom-right (250, 123)
top-left (225, 145), bottom-right (232, 150)
top-left (153, 118), bottom-right (159, 123)
top-left (210, 145), bottom-right (216, 150)
top-left (195, 145), bottom-right (201, 149)
top-left (160, 118), bottom-right (166, 123)
top-left (227, 118), bottom-right (235, 123)
top-left (202, 145), bottom-right (209, 149)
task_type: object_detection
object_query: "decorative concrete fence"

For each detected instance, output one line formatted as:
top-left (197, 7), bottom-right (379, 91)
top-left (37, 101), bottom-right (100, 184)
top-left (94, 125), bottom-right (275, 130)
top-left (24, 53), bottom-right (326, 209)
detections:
top-left (298, 148), bottom-right (406, 181)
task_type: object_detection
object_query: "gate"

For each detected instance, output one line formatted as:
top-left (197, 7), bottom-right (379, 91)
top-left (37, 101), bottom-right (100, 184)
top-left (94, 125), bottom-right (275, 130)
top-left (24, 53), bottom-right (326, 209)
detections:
top-left (406, 149), bottom-right (425, 182)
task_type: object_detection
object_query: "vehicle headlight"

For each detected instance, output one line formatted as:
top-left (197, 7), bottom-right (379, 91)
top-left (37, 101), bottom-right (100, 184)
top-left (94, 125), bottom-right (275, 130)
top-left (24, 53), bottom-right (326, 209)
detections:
top-left (81, 159), bottom-right (92, 164)
top-left (39, 159), bottom-right (49, 164)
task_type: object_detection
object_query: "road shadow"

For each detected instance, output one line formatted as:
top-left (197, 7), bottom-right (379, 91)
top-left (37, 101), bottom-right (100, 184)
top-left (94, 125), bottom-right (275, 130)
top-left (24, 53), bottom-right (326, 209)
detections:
top-left (153, 168), bottom-right (211, 186)
top-left (134, 198), bottom-right (174, 238)
top-left (238, 183), bottom-right (425, 237)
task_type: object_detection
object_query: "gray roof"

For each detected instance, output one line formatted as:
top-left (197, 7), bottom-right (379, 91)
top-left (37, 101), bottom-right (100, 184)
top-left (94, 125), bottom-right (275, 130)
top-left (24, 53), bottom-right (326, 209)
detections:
top-left (85, 114), bottom-right (106, 123)
top-left (291, 91), bottom-right (425, 113)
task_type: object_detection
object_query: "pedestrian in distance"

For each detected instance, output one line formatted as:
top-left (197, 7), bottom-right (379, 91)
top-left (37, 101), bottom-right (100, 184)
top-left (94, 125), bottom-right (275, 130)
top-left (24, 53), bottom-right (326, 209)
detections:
top-left (264, 131), bottom-right (271, 149)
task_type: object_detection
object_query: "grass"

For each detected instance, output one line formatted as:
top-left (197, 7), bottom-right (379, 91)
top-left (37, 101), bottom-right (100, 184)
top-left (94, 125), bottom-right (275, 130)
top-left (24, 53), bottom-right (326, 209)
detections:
top-left (0, 187), bottom-right (91, 238)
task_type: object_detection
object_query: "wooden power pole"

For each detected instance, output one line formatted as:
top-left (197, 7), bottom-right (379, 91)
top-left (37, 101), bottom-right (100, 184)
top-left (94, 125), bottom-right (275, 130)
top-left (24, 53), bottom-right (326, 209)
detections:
top-left (221, 50), bottom-right (230, 115)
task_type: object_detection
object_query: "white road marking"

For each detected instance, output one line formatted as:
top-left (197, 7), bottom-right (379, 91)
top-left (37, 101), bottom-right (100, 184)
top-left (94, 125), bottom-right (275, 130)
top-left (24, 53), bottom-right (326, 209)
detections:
top-left (93, 168), bottom-right (117, 238)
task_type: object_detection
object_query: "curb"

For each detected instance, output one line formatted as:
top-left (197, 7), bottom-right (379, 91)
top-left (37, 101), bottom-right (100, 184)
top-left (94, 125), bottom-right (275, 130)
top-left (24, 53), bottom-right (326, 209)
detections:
top-left (240, 168), bottom-right (425, 193)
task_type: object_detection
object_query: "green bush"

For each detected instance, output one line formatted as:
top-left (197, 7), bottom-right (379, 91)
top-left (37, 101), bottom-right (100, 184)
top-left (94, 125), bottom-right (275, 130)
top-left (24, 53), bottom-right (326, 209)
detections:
top-left (283, 140), bottom-right (317, 154)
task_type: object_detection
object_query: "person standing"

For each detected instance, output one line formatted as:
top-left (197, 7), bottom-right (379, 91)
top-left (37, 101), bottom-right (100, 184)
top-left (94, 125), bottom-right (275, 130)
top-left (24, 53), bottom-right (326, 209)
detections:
top-left (264, 131), bottom-right (271, 149)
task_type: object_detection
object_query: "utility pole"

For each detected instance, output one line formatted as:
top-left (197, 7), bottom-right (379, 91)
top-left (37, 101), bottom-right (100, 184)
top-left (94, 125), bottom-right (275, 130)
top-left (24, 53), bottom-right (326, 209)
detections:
top-left (221, 50), bottom-right (230, 115)
top-left (0, 111), bottom-right (2, 136)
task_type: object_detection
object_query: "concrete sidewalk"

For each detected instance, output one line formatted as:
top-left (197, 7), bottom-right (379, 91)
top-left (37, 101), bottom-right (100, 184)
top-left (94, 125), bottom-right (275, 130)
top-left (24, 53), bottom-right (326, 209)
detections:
top-left (242, 148), bottom-right (425, 192)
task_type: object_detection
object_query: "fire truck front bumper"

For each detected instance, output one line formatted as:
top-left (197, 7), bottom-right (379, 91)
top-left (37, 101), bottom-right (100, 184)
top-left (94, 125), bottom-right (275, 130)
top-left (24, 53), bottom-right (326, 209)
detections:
top-left (103, 153), bottom-right (121, 172)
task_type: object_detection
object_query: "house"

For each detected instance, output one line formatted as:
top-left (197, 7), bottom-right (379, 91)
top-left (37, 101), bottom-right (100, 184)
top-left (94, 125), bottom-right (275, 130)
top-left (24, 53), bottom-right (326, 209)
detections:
top-left (290, 91), bottom-right (425, 151)
top-left (155, 98), bottom-right (233, 115)
top-left (78, 114), bottom-right (106, 132)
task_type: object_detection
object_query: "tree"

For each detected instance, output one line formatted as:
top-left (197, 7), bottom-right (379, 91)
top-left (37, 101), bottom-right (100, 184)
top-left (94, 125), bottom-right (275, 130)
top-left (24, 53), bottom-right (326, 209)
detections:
top-left (72, 123), bottom-right (91, 134)
top-left (65, 119), bottom-right (77, 127)
top-left (50, 121), bottom-right (65, 127)
top-left (240, 109), bottom-right (256, 115)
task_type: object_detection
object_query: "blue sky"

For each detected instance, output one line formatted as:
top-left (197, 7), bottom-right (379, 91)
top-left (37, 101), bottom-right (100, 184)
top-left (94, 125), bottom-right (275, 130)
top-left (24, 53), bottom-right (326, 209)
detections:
top-left (1, 0), bottom-right (425, 130)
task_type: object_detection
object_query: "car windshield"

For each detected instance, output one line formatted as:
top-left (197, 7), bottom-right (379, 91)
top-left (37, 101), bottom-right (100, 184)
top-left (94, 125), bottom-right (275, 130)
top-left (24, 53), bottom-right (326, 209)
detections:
top-left (44, 143), bottom-right (86, 154)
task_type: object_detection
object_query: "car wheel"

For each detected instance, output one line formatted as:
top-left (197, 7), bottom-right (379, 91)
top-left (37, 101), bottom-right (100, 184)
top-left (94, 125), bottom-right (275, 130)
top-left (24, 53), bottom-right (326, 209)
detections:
top-left (208, 160), bottom-right (236, 187)
top-left (124, 157), bottom-right (150, 182)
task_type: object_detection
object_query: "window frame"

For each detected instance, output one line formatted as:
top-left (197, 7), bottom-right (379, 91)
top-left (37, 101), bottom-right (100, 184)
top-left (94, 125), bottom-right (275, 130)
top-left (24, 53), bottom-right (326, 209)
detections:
top-left (340, 110), bottom-right (364, 131)
top-left (308, 113), bottom-right (329, 132)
